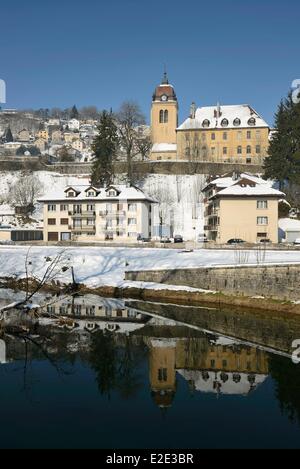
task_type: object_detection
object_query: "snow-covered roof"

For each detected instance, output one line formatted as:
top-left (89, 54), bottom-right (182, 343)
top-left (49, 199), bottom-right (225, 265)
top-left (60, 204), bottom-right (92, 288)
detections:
top-left (215, 182), bottom-right (284, 198)
top-left (177, 370), bottom-right (267, 396)
top-left (152, 143), bottom-right (177, 153)
top-left (278, 218), bottom-right (300, 232)
top-left (178, 104), bottom-right (269, 130)
top-left (203, 172), bottom-right (271, 192)
top-left (39, 184), bottom-right (158, 203)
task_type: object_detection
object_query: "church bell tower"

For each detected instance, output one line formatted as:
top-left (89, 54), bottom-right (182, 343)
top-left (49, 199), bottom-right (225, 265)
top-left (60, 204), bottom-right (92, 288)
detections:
top-left (151, 72), bottom-right (178, 153)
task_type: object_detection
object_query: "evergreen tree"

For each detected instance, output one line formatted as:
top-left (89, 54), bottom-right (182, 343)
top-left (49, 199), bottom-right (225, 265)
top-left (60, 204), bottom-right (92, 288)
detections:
top-left (264, 92), bottom-right (300, 188)
top-left (4, 127), bottom-right (13, 143)
top-left (70, 105), bottom-right (79, 120)
top-left (16, 145), bottom-right (27, 155)
top-left (91, 110), bottom-right (119, 187)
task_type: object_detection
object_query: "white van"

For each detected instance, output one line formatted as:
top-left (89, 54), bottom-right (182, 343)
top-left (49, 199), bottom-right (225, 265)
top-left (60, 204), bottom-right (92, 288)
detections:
top-left (197, 233), bottom-right (208, 243)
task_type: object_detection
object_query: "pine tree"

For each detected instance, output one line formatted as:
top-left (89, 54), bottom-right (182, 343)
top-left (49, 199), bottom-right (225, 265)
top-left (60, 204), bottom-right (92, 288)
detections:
top-left (70, 105), bottom-right (79, 120)
top-left (91, 110), bottom-right (119, 187)
top-left (4, 127), bottom-right (13, 143)
top-left (264, 92), bottom-right (300, 188)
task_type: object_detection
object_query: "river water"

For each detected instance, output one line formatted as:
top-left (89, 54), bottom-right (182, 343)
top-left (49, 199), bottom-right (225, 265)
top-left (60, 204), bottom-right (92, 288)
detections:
top-left (0, 289), bottom-right (300, 449)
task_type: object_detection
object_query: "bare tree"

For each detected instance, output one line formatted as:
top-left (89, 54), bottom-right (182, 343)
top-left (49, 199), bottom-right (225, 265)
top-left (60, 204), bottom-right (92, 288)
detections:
top-left (136, 134), bottom-right (152, 162)
top-left (79, 106), bottom-right (100, 121)
top-left (255, 243), bottom-right (267, 265)
top-left (148, 185), bottom-right (174, 239)
top-left (0, 249), bottom-right (74, 318)
top-left (234, 245), bottom-right (250, 264)
top-left (116, 101), bottom-right (147, 184)
top-left (8, 174), bottom-right (44, 215)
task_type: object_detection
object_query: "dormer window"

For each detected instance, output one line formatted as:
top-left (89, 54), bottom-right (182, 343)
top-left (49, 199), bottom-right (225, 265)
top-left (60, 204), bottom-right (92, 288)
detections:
top-left (202, 119), bottom-right (210, 128)
top-left (108, 190), bottom-right (117, 197)
top-left (221, 118), bottom-right (229, 127)
top-left (233, 118), bottom-right (241, 126)
top-left (248, 117), bottom-right (256, 126)
top-left (67, 191), bottom-right (75, 198)
top-left (87, 191), bottom-right (95, 197)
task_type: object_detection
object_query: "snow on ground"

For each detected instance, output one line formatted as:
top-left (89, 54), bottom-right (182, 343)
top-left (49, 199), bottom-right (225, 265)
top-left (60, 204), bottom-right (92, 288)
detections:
top-left (0, 245), bottom-right (300, 289)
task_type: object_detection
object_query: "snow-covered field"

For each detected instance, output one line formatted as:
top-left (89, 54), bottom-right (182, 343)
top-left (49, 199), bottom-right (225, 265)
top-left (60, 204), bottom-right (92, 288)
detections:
top-left (0, 245), bottom-right (300, 289)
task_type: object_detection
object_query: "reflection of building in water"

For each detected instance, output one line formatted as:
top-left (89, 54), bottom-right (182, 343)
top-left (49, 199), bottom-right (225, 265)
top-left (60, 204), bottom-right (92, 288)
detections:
top-left (148, 337), bottom-right (269, 406)
top-left (149, 339), bottom-right (177, 408)
top-left (41, 295), bottom-right (149, 335)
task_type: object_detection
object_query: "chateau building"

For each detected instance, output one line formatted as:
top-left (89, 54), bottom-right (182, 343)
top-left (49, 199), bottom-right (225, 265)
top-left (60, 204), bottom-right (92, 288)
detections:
top-left (150, 74), bottom-right (270, 164)
top-left (39, 184), bottom-right (156, 243)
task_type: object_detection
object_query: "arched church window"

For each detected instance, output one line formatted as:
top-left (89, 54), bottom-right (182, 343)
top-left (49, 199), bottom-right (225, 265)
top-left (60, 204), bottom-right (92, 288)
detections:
top-left (159, 109), bottom-right (168, 123)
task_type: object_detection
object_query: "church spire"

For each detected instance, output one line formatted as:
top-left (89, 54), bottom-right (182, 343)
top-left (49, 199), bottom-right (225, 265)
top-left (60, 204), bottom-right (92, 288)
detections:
top-left (162, 65), bottom-right (169, 85)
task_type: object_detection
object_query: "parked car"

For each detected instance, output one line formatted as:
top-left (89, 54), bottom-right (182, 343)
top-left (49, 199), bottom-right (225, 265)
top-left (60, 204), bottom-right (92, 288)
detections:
top-left (160, 237), bottom-right (172, 244)
top-left (197, 233), bottom-right (208, 243)
top-left (259, 238), bottom-right (271, 244)
top-left (293, 238), bottom-right (300, 245)
top-left (227, 238), bottom-right (246, 245)
top-left (137, 235), bottom-right (151, 242)
top-left (174, 235), bottom-right (184, 243)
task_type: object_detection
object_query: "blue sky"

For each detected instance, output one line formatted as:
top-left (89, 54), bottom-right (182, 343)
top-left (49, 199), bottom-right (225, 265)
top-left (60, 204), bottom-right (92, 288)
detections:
top-left (0, 0), bottom-right (299, 125)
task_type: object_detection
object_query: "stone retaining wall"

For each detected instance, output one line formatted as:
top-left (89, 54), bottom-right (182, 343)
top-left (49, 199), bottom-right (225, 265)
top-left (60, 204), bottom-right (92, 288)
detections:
top-left (126, 264), bottom-right (300, 300)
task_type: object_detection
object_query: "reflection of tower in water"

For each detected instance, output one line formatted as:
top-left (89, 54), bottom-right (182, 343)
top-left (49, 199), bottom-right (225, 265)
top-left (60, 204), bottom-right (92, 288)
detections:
top-left (149, 339), bottom-right (177, 409)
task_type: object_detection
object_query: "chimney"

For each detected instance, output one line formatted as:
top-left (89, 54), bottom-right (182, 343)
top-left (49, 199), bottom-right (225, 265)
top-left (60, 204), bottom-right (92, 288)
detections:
top-left (190, 102), bottom-right (196, 119)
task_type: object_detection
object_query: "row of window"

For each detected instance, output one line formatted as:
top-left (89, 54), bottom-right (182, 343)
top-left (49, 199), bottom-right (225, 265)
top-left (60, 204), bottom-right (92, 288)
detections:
top-left (48, 203), bottom-right (138, 212)
top-left (48, 218), bottom-right (137, 226)
top-left (185, 130), bottom-right (262, 141)
top-left (206, 201), bottom-right (268, 210)
top-left (202, 117), bottom-right (256, 128)
top-left (71, 231), bottom-right (138, 238)
top-left (186, 145), bottom-right (262, 157)
top-left (206, 217), bottom-right (268, 226)
top-left (47, 304), bottom-right (138, 318)
top-left (67, 189), bottom-right (118, 198)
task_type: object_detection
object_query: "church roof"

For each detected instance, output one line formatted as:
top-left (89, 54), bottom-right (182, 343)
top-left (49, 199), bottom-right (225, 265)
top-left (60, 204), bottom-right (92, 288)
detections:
top-left (153, 72), bottom-right (177, 102)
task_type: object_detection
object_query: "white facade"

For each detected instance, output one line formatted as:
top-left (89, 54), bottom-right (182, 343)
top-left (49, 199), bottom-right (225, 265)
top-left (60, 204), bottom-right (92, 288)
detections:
top-left (39, 184), bottom-right (157, 243)
top-left (68, 119), bottom-right (80, 131)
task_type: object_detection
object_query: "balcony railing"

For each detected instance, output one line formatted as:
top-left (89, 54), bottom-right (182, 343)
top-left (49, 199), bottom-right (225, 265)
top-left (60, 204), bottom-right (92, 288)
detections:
top-left (69, 211), bottom-right (96, 217)
top-left (204, 225), bottom-right (219, 231)
top-left (204, 207), bottom-right (219, 217)
top-left (71, 225), bottom-right (96, 232)
top-left (106, 211), bottom-right (126, 217)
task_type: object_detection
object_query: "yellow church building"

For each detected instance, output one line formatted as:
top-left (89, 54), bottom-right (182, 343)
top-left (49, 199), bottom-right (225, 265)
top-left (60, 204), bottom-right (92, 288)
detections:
top-left (150, 73), bottom-right (270, 164)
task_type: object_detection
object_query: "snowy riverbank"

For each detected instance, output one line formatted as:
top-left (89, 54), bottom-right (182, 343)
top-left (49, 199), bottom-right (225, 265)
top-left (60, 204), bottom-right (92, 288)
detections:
top-left (1, 245), bottom-right (300, 289)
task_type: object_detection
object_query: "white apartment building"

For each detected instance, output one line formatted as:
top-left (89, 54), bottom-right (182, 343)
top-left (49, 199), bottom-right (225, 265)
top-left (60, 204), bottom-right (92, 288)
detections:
top-left (39, 184), bottom-right (157, 243)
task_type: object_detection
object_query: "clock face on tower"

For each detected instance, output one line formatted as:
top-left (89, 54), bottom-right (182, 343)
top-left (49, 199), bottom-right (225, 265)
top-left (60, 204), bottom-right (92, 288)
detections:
top-left (161, 94), bottom-right (168, 102)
